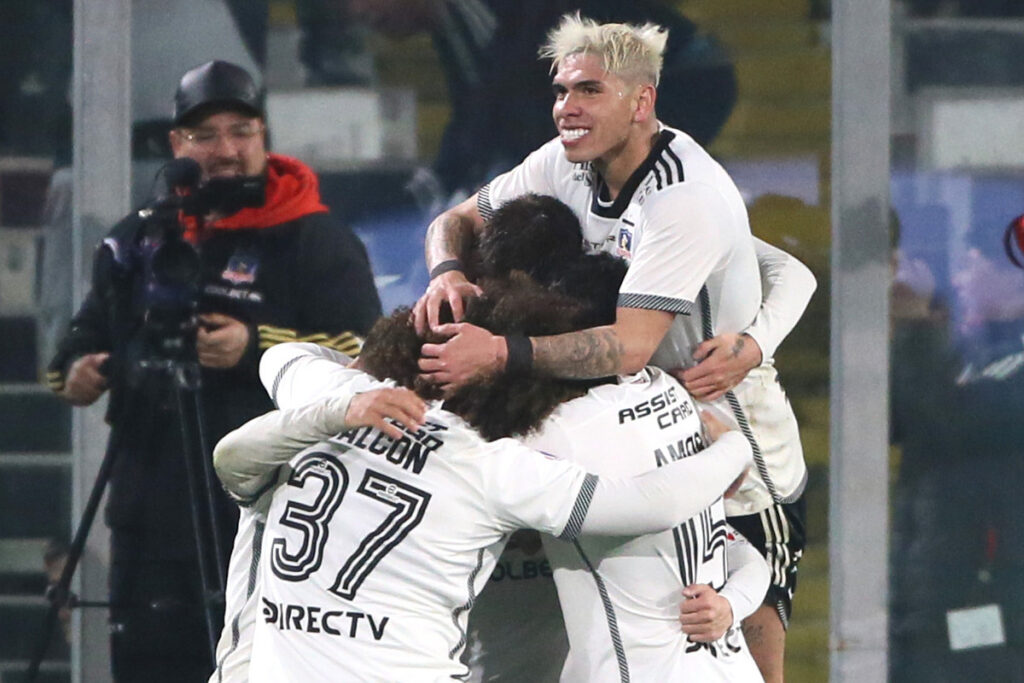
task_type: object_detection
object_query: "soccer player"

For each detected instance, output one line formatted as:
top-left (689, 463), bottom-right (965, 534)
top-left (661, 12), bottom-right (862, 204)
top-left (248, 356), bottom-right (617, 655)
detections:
top-left (208, 344), bottom-right (406, 683)
top-left (413, 15), bottom-right (813, 680)
top-left (528, 334), bottom-right (767, 681)
top-left (458, 202), bottom-right (768, 681)
top-left (212, 278), bottom-right (754, 681)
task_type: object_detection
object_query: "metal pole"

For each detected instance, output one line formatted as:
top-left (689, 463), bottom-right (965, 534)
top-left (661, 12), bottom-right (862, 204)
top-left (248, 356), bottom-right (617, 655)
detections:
top-left (72, 0), bottom-right (131, 680)
top-left (830, 0), bottom-right (892, 680)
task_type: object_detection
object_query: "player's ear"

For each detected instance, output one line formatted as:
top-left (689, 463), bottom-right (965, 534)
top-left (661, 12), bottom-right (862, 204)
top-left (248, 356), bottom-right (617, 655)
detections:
top-left (633, 84), bottom-right (656, 123)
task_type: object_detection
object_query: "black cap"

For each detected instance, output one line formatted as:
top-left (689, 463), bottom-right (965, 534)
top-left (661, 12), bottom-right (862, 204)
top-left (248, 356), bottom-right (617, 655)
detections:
top-left (173, 60), bottom-right (262, 127)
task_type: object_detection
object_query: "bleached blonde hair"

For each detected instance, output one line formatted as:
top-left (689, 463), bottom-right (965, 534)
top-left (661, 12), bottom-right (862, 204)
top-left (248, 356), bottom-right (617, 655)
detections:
top-left (539, 12), bottom-right (668, 87)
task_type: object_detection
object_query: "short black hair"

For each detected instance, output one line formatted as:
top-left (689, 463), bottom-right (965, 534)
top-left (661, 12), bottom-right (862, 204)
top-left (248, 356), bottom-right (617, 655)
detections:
top-left (475, 193), bottom-right (585, 284)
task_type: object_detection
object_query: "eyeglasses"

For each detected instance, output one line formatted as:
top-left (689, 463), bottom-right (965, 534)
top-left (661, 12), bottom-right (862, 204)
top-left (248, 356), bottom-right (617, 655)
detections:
top-left (180, 122), bottom-right (264, 148)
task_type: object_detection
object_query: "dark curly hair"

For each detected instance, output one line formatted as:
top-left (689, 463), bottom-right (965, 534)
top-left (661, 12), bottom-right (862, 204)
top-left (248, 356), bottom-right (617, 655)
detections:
top-left (473, 193), bottom-right (585, 284)
top-left (361, 193), bottom-right (629, 440)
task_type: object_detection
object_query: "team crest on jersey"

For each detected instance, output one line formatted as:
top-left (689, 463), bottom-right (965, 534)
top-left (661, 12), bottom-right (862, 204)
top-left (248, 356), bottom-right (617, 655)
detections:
top-left (617, 228), bottom-right (633, 258)
top-left (221, 248), bottom-right (259, 285)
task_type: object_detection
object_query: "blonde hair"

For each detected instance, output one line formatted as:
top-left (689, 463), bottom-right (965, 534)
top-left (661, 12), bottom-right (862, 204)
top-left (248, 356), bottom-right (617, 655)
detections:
top-left (539, 12), bottom-right (668, 86)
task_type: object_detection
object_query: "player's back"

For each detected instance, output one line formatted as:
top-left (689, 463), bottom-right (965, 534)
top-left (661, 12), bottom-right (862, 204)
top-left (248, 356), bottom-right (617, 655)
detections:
top-left (530, 367), bottom-right (762, 682)
top-left (249, 403), bottom-right (588, 683)
top-left (211, 504), bottom-right (266, 683)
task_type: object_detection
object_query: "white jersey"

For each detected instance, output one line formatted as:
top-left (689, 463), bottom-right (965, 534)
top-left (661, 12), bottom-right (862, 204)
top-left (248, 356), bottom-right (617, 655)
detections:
top-left (479, 125), bottom-right (806, 515)
top-left (464, 532), bottom-right (568, 683)
top-left (466, 368), bottom-right (766, 683)
top-left (215, 343), bottom-right (752, 682)
top-left (528, 367), bottom-right (763, 682)
top-left (211, 344), bottom-right (361, 683)
top-left (210, 504), bottom-right (267, 683)
top-left (249, 407), bottom-right (594, 683)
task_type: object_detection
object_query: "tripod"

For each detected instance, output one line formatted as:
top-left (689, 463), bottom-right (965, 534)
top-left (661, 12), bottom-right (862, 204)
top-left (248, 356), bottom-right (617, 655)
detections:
top-left (26, 161), bottom-right (267, 680)
top-left (27, 354), bottom-right (229, 681)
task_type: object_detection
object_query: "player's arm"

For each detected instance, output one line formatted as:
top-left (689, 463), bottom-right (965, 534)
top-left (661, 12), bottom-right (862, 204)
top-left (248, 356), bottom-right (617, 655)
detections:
top-left (533, 307), bottom-right (673, 377)
top-left (260, 341), bottom-right (362, 409)
top-left (681, 238), bottom-right (817, 400)
top-left (412, 194), bottom-right (487, 333)
top-left (215, 342), bottom-right (426, 502)
top-left (213, 385), bottom-right (426, 503)
top-left (414, 141), bottom-right (561, 334)
top-left (567, 430), bottom-right (752, 538)
top-left (745, 237), bottom-right (817, 360)
top-left (419, 307), bottom-right (673, 392)
top-left (500, 413), bottom-right (749, 539)
top-left (420, 186), bottom-right (722, 389)
top-left (718, 528), bottom-right (772, 623)
top-left (679, 527), bottom-right (771, 642)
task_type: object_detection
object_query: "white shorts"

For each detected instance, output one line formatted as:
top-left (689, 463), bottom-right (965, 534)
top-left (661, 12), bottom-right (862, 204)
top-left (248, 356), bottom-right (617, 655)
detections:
top-left (717, 364), bottom-right (806, 517)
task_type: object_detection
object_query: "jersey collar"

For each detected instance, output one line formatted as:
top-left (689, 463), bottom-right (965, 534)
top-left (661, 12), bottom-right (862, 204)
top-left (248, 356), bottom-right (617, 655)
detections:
top-left (590, 128), bottom-right (676, 219)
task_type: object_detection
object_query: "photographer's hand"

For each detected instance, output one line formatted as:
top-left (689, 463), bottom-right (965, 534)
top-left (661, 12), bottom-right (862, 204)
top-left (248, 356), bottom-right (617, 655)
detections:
top-left (197, 313), bottom-right (250, 368)
top-left (60, 352), bottom-right (109, 405)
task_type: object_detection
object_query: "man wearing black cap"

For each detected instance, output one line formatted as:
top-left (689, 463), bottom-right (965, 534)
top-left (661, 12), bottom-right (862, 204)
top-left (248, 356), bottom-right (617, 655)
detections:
top-left (46, 60), bottom-right (382, 682)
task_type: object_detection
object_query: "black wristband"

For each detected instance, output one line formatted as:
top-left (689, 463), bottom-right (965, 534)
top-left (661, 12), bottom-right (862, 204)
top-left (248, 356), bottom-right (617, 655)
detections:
top-left (504, 334), bottom-right (533, 376)
top-left (429, 259), bottom-right (463, 280)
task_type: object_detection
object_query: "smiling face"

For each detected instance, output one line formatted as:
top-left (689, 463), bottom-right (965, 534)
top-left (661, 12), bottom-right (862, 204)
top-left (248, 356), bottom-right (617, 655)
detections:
top-left (551, 52), bottom-right (656, 172)
top-left (169, 109), bottom-right (268, 181)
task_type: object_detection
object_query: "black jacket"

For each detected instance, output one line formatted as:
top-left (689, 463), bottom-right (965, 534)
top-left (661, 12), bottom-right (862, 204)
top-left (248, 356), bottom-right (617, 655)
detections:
top-left (47, 160), bottom-right (381, 554)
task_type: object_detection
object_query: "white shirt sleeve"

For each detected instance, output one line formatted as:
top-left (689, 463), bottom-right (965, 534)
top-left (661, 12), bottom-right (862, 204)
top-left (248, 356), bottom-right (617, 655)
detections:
top-left (575, 431), bottom-right (752, 538)
top-left (483, 429), bottom-right (749, 540)
top-left (213, 386), bottom-right (375, 504)
top-left (718, 526), bottom-right (771, 624)
top-left (215, 343), bottom-right (376, 503)
top-left (618, 183), bottom-right (732, 314)
top-left (483, 438), bottom-right (596, 537)
top-left (741, 238), bottom-right (817, 360)
top-left (260, 342), bottom-right (358, 409)
top-left (477, 139), bottom-right (561, 219)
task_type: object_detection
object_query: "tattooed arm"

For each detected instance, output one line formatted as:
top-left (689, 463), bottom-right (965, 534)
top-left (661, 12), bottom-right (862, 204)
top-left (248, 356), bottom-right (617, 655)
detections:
top-left (532, 308), bottom-right (673, 378)
top-left (419, 307), bottom-right (673, 388)
top-left (675, 332), bottom-right (763, 401)
top-left (412, 194), bottom-right (486, 334)
top-left (423, 195), bottom-right (483, 271)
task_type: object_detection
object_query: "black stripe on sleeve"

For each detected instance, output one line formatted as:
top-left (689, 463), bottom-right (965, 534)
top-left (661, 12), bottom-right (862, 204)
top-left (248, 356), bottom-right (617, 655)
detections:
top-left (478, 184), bottom-right (494, 220)
top-left (559, 473), bottom-right (598, 541)
top-left (617, 293), bottom-right (694, 315)
top-left (270, 355), bottom-right (304, 408)
top-left (664, 146), bottom-right (685, 182)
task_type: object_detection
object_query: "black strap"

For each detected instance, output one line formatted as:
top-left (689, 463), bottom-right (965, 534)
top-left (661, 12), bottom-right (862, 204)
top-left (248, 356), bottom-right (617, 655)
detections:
top-left (429, 259), bottom-right (463, 280)
top-left (504, 334), bottom-right (533, 376)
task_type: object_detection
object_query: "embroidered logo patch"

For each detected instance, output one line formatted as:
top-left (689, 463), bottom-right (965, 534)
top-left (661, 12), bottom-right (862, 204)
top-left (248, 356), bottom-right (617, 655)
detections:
top-left (222, 249), bottom-right (258, 285)
top-left (617, 227), bottom-right (632, 258)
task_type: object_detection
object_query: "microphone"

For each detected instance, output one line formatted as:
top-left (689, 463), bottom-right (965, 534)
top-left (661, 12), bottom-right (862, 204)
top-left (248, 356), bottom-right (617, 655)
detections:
top-left (141, 156), bottom-right (264, 220)
top-left (162, 157), bottom-right (202, 195)
top-left (138, 158), bottom-right (203, 221)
